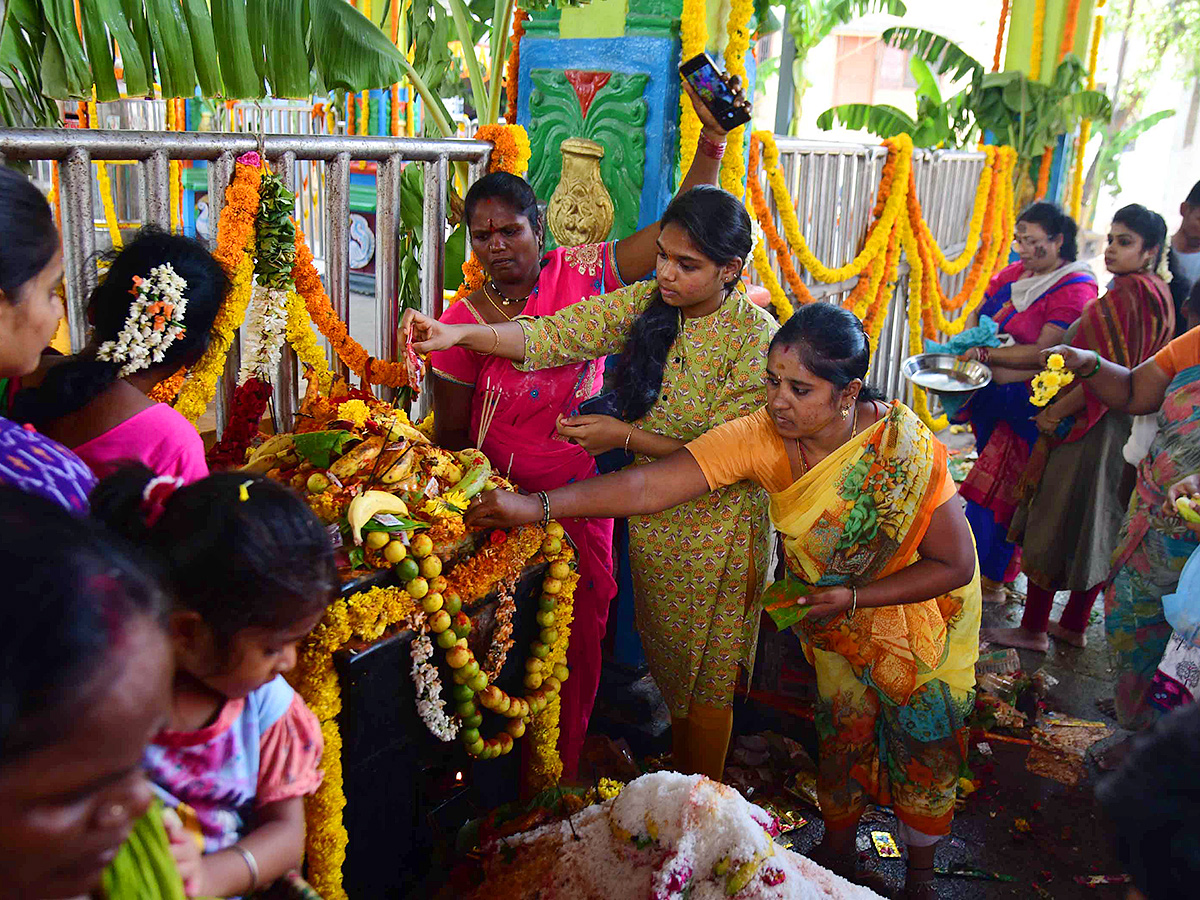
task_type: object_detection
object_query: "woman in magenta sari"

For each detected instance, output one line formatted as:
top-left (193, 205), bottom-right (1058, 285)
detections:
top-left (427, 82), bottom-right (744, 779)
top-left (957, 202), bottom-right (1098, 603)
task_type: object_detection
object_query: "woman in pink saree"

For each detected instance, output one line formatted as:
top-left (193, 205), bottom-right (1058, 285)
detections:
top-left (427, 84), bottom-right (742, 778)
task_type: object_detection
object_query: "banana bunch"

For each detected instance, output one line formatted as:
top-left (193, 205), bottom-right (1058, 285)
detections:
top-left (239, 433), bottom-right (296, 473)
top-left (347, 490), bottom-right (410, 545)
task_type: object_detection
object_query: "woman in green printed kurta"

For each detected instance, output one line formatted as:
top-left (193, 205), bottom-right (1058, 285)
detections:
top-left (404, 186), bottom-right (776, 779)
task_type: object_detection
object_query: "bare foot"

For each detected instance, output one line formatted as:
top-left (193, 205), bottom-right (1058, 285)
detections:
top-left (1048, 621), bottom-right (1087, 648)
top-left (979, 626), bottom-right (1049, 652)
top-left (981, 582), bottom-right (1008, 604)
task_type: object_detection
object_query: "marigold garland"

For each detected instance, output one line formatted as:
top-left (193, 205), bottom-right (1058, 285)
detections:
top-left (760, 131), bottom-right (910, 285)
top-left (1058, 0), bottom-right (1083, 63)
top-left (285, 289), bottom-right (334, 393)
top-left (529, 558), bottom-right (576, 791)
top-left (148, 367), bottom-right (187, 404)
top-left (1030, 0), bottom-right (1047, 81)
top-left (173, 158), bottom-right (262, 422)
top-left (1034, 146), bottom-right (1053, 200)
top-left (992, 0), bottom-right (1010, 72)
top-left (449, 125), bottom-right (532, 303)
top-left (717, 0), bottom-right (754, 199)
top-left (746, 128), bottom-right (1017, 430)
top-left (293, 583), bottom-right (417, 900)
top-left (293, 230), bottom-right (412, 388)
top-left (678, 0), bottom-right (708, 174)
top-left (503, 8), bottom-right (529, 125)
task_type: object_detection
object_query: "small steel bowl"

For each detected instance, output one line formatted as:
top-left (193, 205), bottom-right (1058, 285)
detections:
top-left (901, 353), bottom-right (992, 396)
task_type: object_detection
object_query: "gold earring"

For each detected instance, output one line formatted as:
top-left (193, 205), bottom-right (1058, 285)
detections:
top-left (841, 407), bottom-right (849, 419)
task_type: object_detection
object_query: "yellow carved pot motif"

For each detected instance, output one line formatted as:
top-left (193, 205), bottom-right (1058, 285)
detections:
top-left (547, 137), bottom-right (614, 247)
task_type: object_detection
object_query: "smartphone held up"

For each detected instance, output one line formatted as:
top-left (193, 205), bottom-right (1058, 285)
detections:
top-left (679, 53), bottom-right (752, 131)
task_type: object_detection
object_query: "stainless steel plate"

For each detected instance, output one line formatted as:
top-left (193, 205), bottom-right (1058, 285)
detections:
top-left (901, 353), bottom-right (992, 394)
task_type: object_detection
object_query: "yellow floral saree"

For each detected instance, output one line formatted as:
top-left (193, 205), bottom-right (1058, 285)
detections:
top-left (689, 401), bottom-right (981, 836)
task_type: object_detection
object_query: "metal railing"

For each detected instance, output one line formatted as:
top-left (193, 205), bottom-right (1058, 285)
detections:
top-left (751, 139), bottom-right (989, 402)
top-left (0, 129), bottom-right (491, 432)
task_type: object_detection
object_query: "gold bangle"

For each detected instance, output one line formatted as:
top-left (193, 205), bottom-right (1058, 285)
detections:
top-left (485, 324), bottom-right (500, 355)
top-left (624, 427), bottom-right (634, 453)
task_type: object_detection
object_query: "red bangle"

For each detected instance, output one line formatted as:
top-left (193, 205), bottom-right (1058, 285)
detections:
top-left (698, 130), bottom-right (726, 160)
top-left (976, 347), bottom-right (990, 364)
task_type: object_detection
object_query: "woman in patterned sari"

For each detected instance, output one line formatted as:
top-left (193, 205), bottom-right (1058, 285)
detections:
top-left (407, 185), bottom-right (776, 784)
top-left (463, 304), bottom-right (980, 900)
top-left (428, 80), bottom-right (747, 780)
top-left (991, 205), bottom-right (1175, 651)
top-left (1049, 323), bottom-right (1200, 729)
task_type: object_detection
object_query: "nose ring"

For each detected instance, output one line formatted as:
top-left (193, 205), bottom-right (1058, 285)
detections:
top-left (108, 803), bottom-right (125, 820)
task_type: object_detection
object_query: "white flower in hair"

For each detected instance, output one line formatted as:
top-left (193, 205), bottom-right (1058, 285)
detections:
top-left (96, 263), bottom-right (190, 378)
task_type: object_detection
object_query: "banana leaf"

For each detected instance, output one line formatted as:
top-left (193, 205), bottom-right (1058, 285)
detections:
top-left (38, 0), bottom-right (91, 97)
top-left (816, 102), bottom-right (918, 138)
top-left (143, 0), bottom-right (198, 98)
top-left (179, 0), bottom-right (223, 97)
top-left (84, 0), bottom-right (150, 97)
top-left (78, 2), bottom-right (120, 100)
top-left (309, 0), bottom-right (411, 92)
top-left (260, 0), bottom-right (310, 99)
top-left (119, 0), bottom-right (155, 93)
top-left (210, 0), bottom-right (264, 98)
top-left (882, 25), bottom-right (983, 86)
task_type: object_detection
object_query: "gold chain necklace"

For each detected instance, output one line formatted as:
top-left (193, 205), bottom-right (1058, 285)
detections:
top-left (482, 281), bottom-right (530, 322)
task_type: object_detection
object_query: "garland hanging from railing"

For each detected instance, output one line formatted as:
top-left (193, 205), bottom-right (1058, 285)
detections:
top-left (745, 131), bottom-right (1018, 430)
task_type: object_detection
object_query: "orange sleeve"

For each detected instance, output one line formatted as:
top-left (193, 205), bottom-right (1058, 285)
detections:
top-left (686, 408), bottom-right (792, 493)
top-left (1154, 326), bottom-right (1200, 379)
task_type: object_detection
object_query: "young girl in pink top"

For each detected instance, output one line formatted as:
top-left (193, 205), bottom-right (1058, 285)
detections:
top-left (92, 465), bottom-right (338, 897)
top-left (12, 229), bottom-right (228, 483)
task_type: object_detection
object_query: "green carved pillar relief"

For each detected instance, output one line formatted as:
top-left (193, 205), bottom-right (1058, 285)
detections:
top-left (528, 69), bottom-right (648, 247)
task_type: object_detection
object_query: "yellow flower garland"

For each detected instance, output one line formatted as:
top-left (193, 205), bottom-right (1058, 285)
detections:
top-left (529, 559), bottom-right (577, 790)
top-left (285, 289), bottom-right (334, 393)
top-left (678, 0), bottom-right (708, 174)
top-left (88, 94), bottom-right (122, 251)
top-left (718, 0), bottom-right (754, 198)
top-left (761, 131), bottom-right (912, 284)
top-left (1030, 0), bottom-right (1047, 81)
top-left (920, 147), bottom-right (994, 275)
top-left (294, 585), bottom-right (417, 900)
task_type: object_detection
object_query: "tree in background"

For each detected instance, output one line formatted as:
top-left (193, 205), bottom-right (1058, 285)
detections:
top-left (779, 0), bottom-right (907, 134)
top-left (1080, 0), bottom-right (1197, 227)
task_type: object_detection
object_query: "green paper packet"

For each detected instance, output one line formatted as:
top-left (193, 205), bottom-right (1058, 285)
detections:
top-left (761, 576), bottom-right (813, 630)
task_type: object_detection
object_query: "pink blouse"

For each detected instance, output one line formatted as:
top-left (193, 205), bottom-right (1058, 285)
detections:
top-left (73, 403), bottom-right (208, 483)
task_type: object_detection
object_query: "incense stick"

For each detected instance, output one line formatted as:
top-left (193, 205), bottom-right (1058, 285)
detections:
top-left (476, 379), bottom-right (501, 449)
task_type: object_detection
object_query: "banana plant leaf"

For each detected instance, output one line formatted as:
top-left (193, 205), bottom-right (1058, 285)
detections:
top-left (816, 102), bottom-right (918, 137)
top-left (882, 25), bottom-right (982, 86)
top-left (0, 0), bottom-right (438, 116)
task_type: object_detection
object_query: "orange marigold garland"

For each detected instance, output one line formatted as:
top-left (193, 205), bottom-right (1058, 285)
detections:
top-left (1034, 146), bottom-right (1053, 200)
top-left (449, 125), bottom-right (532, 303)
top-left (292, 230), bottom-right (411, 388)
top-left (503, 8), bottom-right (529, 125)
top-left (148, 366), bottom-right (187, 404)
top-left (992, 0), bottom-right (1010, 72)
top-left (174, 154), bottom-right (263, 422)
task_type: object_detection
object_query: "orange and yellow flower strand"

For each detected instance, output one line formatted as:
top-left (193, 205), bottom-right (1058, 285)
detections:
top-left (745, 130), bottom-right (1017, 430)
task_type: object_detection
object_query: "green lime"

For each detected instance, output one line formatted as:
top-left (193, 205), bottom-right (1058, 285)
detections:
top-left (396, 558), bottom-right (420, 582)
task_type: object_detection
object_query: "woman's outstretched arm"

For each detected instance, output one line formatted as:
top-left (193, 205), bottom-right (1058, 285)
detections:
top-left (464, 448), bottom-right (712, 527)
top-left (1044, 345), bottom-right (1171, 415)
